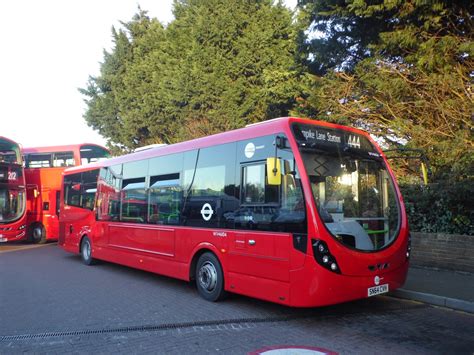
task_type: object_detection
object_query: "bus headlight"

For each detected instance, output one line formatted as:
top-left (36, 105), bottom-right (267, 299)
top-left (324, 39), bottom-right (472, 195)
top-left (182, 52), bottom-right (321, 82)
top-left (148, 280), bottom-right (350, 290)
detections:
top-left (312, 239), bottom-right (341, 274)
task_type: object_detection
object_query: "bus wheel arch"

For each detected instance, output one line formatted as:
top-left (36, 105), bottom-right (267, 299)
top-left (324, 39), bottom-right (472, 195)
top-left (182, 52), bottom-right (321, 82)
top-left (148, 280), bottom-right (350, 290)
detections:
top-left (191, 249), bottom-right (227, 302)
top-left (79, 235), bottom-right (95, 265)
top-left (29, 223), bottom-right (46, 244)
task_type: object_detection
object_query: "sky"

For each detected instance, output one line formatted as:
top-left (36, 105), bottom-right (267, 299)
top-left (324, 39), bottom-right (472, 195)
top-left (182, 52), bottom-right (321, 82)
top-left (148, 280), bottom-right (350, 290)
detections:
top-left (0, 0), bottom-right (296, 149)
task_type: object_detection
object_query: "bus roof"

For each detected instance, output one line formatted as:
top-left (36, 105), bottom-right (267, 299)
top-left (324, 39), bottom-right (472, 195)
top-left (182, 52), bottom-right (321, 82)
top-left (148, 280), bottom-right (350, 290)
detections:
top-left (22, 143), bottom-right (108, 155)
top-left (0, 136), bottom-right (21, 148)
top-left (63, 117), bottom-right (371, 175)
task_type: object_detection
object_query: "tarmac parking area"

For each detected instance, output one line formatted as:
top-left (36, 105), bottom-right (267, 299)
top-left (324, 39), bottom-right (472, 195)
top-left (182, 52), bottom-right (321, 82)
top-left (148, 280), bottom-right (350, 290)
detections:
top-left (1, 244), bottom-right (473, 353)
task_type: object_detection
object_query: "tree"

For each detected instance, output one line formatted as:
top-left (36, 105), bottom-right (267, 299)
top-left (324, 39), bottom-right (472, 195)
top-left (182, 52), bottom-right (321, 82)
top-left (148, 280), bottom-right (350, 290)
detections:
top-left (81, 1), bottom-right (306, 151)
top-left (295, 0), bottom-right (473, 180)
top-left (80, 10), bottom-right (168, 152)
top-left (161, 0), bottom-right (306, 142)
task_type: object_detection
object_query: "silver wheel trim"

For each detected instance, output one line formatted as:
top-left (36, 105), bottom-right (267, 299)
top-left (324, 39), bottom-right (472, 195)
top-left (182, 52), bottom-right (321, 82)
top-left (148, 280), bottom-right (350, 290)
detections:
top-left (198, 261), bottom-right (218, 292)
top-left (82, 240), bottom-right (91, 260)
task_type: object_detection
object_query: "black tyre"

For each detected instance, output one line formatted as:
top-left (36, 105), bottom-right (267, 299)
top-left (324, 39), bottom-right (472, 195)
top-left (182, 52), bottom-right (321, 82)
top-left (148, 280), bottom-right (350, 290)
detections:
top-left (80, 236), bottom-right (95, 265)
top-left (195, 252), bottom-right (226, 302)
top-left (30, 224), bottom-right (46, 244)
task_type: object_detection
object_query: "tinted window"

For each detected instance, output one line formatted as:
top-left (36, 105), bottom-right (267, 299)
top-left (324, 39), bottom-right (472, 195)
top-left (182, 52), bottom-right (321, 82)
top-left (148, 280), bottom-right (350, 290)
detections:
top-left (92, 135), bottom-right (306, 234)
top-left (149, 153), bottom-right (184, 177)
top-left (64, 173), bottom-right (82, 207)
top-left (147, 153), bottom-right (184, 225)
top-left (64, 169), bottom-right (99, 210)
top-left (97, 165), bottom-right (122, 221)
top-left (182, 144), bottom-right (237, 228)
top-left (82, 170), bottom-right (99, 210)
top-left (121, 177), bottom-right (146, 223)
top-left (241, 163), bottom-right (279, 205)
top-left (235, 135), bottom-right (306, 233)
top-left (123, 160), bottom-right (148, 179)
top-left (149, 173), bottom-right (182, 225)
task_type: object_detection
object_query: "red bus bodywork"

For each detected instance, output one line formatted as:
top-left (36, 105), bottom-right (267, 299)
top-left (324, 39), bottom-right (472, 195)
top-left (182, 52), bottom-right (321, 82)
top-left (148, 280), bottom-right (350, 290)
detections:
top-left (23, 143), bottom-right (109, 243)
top-left (0, 137), bottom-right (27, 242)
top-left (59, 118), bottom-right (410, 307)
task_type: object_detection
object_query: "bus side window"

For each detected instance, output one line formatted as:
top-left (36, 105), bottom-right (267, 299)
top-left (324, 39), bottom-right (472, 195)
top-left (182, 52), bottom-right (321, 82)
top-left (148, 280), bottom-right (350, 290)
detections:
top-left (121, 177), bottom-right (146, 223)
top-left (81, 169), bottom-right (99, 210)
top-left (236, 135), bottom-right (306, 233)
top-left (149, 173), bottom-right (181, 225)
top-left (241, 163), bottom-right (279, 205)
top-left (64, 173), bottom-right (82, 208)
top-left (97, 166), bottom-right (121, 221)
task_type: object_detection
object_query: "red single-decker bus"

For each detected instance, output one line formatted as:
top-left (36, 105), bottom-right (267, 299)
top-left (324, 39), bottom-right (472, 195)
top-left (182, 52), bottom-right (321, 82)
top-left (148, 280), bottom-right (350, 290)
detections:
top-left (59, 117), bottom-right (410, 307)
top-left (0, 137), bottom-right (26, 242)
top-left (23, 143), bottom-right (109, 243)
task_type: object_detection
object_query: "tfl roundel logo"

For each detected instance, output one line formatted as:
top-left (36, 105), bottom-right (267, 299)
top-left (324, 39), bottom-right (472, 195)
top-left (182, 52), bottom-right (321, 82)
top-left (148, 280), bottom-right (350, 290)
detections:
top-left (200, 203), bottom-right (214, 221)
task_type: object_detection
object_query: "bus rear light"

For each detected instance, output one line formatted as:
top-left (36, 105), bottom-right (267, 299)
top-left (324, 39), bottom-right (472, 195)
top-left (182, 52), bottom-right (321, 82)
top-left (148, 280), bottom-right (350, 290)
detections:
top-left (312, 239), bottom-right (341, 274)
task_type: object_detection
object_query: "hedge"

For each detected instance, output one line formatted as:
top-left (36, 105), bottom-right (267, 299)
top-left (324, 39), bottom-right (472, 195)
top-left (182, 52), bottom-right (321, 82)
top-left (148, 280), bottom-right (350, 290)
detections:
top-left (400, 181), bottom-right (473, 235)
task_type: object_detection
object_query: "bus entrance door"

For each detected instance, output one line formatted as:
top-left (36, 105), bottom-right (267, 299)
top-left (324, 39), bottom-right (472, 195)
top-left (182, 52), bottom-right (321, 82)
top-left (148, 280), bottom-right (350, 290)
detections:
top-left (227, 231), bottom-right (291, 303)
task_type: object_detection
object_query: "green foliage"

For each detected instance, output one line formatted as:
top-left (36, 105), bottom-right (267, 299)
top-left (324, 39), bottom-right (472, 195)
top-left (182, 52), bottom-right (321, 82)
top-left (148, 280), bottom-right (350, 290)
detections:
top-left (401, 181), bottom-right (473, 235)
top-left (80, 1), bottom-right (305, 151)
top-left (294, 0), bottom-right (473, 181)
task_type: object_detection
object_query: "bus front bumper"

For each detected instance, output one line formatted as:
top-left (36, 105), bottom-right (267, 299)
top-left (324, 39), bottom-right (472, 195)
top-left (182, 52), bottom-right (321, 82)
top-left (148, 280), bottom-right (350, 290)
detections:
top-left (0, 229), bottom-right (27, 243)
top-left (289, 257), bottom-right (409, 307)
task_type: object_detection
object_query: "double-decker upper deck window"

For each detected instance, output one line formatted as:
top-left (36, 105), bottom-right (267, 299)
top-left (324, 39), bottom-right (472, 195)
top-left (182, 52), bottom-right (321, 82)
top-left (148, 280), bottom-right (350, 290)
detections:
top-left (26, 153), bottom-right (52, 168)
top-left (80, 145), bottom-right (110, 165)
top-left (53, 152), bottom-right (75, 167)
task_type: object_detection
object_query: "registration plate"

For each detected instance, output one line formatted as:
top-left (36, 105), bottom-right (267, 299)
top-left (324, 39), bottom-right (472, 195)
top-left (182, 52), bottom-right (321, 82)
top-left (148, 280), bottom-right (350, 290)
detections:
top-left (0, 237), bottom-right (7, 243)
top-left (368, 284), bottom-right (389, 297)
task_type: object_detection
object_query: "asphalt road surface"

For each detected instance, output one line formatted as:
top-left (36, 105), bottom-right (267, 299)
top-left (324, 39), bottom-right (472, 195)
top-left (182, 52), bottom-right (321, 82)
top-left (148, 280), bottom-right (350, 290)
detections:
top-left (1, 243), bottom-right (473, 354)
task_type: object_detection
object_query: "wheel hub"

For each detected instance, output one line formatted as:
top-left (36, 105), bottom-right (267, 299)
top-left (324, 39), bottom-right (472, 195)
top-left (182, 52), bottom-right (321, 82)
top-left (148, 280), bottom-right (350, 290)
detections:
top-left (198, 261), bottom-right (217, 292)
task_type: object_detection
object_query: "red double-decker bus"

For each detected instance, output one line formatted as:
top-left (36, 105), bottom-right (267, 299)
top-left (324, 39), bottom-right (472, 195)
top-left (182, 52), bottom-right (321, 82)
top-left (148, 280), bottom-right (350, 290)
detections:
top-left (23, 143), bottom-right (109, 243)
top-left (0, 137), bottom-right (26, 242)
top-left (59, 117), bottom-right (410, 307)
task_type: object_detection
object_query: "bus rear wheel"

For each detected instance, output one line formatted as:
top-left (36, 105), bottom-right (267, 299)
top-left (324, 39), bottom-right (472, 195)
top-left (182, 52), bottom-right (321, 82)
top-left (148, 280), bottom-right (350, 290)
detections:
top-left (80, 236), bottom-right (95, 265)
top-left (30, 224), bottom-right (46, 244)
top-left (195, 252), bottom-right (226, 302)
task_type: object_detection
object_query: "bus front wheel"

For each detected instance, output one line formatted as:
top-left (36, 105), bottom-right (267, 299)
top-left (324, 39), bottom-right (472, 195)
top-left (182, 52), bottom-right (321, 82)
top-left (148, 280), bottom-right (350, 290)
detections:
top-left (195, 252), bottom-right (226, 302)
top-left (80, 236), bottom-right (95, 265)
top-left (30, 224), bottom-right (46, 244)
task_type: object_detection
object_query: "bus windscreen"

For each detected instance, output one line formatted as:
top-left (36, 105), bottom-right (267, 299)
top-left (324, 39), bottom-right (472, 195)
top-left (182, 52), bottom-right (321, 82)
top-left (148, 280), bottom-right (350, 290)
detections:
top-left (292, 123), bottom-right (400, 252)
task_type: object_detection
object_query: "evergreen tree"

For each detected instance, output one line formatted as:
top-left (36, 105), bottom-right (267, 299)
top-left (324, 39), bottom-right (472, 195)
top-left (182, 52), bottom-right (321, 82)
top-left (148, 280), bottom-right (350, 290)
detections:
top-left (80, 10), bottom-right (168, 151)
top-left (81, 1), bottom-right (305, 150)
